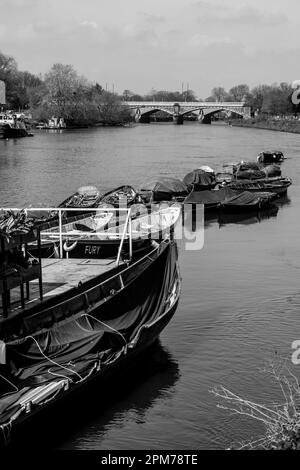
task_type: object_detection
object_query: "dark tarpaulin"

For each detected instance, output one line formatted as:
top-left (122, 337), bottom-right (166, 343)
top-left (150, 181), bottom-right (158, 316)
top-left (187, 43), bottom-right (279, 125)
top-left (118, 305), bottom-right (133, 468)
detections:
top-left (263, 165), bottom-right (281, 178)
top-left (1, 242), bottom-right (177, 394)
top-left (184, 188), bottom-right (271, 209)
top-left (0, 243), bottom-right (178, 425)
top-left (236, 162), bottom-right (261, 171)
top-left (184, 187), bottom-right (237, 206)
top-left (221, 191), bottom-right (261, 206)
top-left (140, 178), bottom-right (188, 201)
top-left (183, 169), bottom-right (215, 191)
top-left (235, 169), bottom-right (266, 180)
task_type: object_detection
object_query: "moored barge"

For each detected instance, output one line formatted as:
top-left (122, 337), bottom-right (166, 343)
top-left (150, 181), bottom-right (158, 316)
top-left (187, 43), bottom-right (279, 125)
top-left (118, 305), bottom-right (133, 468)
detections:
top-left (0, 206), bottom-right (181, 446)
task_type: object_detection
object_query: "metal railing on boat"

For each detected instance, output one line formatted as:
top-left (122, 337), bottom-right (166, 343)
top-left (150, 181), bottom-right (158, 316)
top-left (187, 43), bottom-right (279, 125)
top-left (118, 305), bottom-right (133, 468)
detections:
top-left (0, 207), bottom-right (133, 267)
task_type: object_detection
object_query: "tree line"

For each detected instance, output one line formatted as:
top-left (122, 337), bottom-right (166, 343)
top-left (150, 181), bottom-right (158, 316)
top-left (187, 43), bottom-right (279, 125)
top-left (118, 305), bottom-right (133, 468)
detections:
top-left (0, 49), bottom-right (296, 126)
top-left (0, 51), bottom-right (131, 126)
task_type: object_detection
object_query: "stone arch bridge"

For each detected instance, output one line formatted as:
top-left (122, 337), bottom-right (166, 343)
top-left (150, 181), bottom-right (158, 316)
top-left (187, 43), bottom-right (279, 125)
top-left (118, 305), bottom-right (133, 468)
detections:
top-left (124, 101), bottom-right (251, 124)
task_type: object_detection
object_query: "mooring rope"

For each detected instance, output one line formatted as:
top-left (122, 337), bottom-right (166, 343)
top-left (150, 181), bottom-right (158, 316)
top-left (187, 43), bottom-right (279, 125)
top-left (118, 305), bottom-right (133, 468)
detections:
top-left (26, 335), bottom-right (83, 382)
top-left (0, 373), bottom-right (19, 397)
top-left (80, 313), bottom-right (128, 350)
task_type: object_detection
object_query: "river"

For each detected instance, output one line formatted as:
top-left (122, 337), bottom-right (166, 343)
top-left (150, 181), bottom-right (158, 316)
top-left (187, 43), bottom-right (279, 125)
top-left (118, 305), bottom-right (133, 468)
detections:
top-left (1, 123), bottom-right (300, 449)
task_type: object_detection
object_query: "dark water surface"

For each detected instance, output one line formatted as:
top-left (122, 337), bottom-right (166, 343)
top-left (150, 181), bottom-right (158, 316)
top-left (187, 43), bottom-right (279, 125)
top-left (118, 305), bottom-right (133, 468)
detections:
top-left (1, 123), bottom-right (300, 449)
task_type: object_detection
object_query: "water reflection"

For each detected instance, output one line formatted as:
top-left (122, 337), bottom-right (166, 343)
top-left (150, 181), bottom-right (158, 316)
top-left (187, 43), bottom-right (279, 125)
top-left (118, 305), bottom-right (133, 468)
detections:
top-left (218, 205), bottom-right (279, 226)
top-left (11, 341), bottom-right (179, 449)
top-left (187, 204), bottom-right (280, 230)
top-left (59, 341), bottom-right (180, 450)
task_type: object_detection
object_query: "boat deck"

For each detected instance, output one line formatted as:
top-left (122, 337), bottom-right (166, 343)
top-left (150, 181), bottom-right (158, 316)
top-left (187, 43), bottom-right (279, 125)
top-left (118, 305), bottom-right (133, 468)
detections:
top-left (0, 257), bottom-right (119, 319)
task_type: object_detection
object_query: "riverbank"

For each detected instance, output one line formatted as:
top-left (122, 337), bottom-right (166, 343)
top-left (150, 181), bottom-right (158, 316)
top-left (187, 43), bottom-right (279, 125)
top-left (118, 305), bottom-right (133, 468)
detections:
top-left (231, 118), bottom-right (300, 134)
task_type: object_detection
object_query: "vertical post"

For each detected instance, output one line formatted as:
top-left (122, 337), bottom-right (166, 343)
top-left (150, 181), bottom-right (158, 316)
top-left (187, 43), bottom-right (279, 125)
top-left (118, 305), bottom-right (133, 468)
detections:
top-left (59, 209), bottom-right (63, 259)
top-left (1, 237), bottom-right (7, 318)
top-left (37, 228), bottom-right (43, 301)
top-left (128, 209), bottom-right (133, 260)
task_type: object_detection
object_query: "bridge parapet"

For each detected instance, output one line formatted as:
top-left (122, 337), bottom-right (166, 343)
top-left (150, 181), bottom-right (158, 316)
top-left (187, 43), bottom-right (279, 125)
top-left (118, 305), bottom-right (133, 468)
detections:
top-left (126, 101), bottom-right (246, 108)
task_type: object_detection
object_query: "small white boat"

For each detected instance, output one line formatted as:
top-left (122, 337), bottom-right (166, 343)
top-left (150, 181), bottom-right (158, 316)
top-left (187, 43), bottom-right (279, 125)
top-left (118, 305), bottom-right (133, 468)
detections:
top-left (37, 204), bottom-right (181, 258)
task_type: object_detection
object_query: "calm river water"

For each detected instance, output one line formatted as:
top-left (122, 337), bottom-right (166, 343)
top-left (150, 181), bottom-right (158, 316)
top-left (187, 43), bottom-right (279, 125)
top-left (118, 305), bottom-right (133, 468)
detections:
top-left (1, 123), bottom-right (300, 450)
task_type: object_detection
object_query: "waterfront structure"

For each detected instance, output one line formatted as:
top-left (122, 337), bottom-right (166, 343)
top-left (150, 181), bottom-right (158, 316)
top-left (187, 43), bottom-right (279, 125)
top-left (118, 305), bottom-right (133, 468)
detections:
top-left (125, 101), bottom-right (251, 124)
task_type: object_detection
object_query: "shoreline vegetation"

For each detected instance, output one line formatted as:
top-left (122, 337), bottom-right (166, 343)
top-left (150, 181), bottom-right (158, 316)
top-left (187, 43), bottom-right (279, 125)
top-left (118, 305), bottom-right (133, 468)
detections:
top-left (230, 117), bottom-right (300, 134)
top-left (213, 356), bottom-right (300, 450)
top-left (1, 49), bottom-right (299, 129)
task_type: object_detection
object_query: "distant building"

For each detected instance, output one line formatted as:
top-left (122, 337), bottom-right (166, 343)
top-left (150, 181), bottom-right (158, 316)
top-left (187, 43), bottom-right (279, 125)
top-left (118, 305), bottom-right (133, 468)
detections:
top-left (0, 80), bottom-right (6, 105)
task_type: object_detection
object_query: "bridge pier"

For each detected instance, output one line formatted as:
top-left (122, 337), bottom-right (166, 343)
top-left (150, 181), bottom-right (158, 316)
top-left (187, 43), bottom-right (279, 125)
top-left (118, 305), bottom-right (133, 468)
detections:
top-left (200, 115), bottom-right (212, 124)
top-left (173, 115), bottom-right (184, 125)
top-left (139, 114), bottom-right (151, 123)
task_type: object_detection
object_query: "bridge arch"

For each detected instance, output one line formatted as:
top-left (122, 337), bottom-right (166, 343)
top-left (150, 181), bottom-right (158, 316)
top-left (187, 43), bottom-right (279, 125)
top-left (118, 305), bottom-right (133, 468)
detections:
top-left (133, 106), bottom-right (175, 123)
top-left (203, 107), bottom-right (246, 118)
top-left (180, 106), bottom-right (246, 118)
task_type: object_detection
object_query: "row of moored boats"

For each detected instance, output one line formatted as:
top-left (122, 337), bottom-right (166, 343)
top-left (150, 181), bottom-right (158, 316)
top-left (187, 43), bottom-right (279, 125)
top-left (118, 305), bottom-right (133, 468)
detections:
top-left (0, 149), bottom-right (291, 446)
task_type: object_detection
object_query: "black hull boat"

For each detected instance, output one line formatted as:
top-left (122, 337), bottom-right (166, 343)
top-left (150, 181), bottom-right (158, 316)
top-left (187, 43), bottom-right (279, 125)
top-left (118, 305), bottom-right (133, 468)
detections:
top-left (58, 185), bottom-right (141, 219)
top-left (8, 341), bottom-right (178, 448)
top-left (0, 125), bottom-right (30, 139)
top-left (219, 192), bottom-right (275, 213)
top-left (99, 185), bottom-right (142, 207)
top-left (0, 211), bottom-right (181, 447)
top-left (58, 185), bottom-right (102, 217)
top-left (226, 177), bottom-right (292, 196)
top-left (184, 188), bottom-right (276, 214)
top-left (257, 150), bottom-right (285, 165)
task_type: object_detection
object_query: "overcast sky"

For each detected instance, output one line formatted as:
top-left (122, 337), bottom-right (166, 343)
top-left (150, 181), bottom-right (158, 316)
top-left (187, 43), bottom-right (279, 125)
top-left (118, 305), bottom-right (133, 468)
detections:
top-left (0, 0), bottom-right (299, 97)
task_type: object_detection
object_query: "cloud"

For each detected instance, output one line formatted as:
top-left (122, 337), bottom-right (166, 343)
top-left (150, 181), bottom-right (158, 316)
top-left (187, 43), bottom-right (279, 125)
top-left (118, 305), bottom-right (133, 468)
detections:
top-left (195, 2), bottom-right (288, 27)
top-left (140, 12), bottom-right (165, 25)
top-left (15, 23), bottom-right (36, 40)
top-left (80, 20), bottom-right (98, 29)
top-left (1, 0), bottom-right (36, 7)
top-left (188, 33), bottom-right (234, 47)
top-left (0, 24), bottom-right (7, 38)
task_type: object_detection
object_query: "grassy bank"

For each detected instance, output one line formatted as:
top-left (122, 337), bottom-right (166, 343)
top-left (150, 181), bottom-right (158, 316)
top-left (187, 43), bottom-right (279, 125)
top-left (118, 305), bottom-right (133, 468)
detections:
top-left (231, 118), bottom-right (300, 134)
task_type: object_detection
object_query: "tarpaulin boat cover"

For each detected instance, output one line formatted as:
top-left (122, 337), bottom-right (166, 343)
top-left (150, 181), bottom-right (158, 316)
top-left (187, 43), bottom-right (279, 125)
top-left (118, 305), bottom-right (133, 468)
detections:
top-left (221, 191), bottom-right (262, 207)
top-left (235, 169), bottom-right (266, 180)
top-left (185, 187), bottom-right (237, 205)
top-left (236, 162), bottom-right (261, 171)
top-left (263, 165), bottom-right (281, 178)
top-left (183, 169), bottom-right (215, 190)
top-left (184, 188), bottom-right (268, 207)
top-left (140, 178), bottom-right (188, 201)
top-left (0, 241), bottom-right (178, 425)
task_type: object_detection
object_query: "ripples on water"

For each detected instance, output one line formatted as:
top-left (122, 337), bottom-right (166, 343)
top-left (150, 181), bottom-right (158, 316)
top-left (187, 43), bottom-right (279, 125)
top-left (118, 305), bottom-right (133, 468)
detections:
top-left (1, 123), bottom-right (300, 449)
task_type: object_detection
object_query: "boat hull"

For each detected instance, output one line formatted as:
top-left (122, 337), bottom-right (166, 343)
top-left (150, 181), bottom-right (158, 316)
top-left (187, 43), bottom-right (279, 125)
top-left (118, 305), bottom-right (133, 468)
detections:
top-left (0, 126), bottom-right (29, 139)
top-left (4, 300), bottom-right (179, 448)
top-left (0, 239), bottom-right (181, 446)
top-left (227, 180), bottom-right (291, 196)
top-left (35, 238), bottom-right (152, 259)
